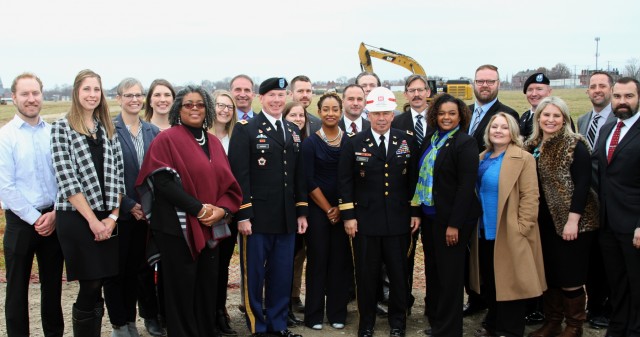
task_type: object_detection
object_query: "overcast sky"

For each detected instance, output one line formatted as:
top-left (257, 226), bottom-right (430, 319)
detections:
top-left (2, 0), bottom-right (638, 90)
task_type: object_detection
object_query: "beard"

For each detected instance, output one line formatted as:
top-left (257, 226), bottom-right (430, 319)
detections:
top-left (473, 88), bottom-right (498, 105)
top-left (613, 101), bottom-right (640, 120)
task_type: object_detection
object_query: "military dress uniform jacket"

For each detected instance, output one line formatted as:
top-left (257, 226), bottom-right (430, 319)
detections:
top-left (228, 112), bottom-right (308, 234)
top-left (338, 128), bottom-right (420, 236)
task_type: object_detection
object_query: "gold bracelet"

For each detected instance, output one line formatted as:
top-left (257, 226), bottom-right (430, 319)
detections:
top-left (197, 208), bottom-right (207, 219)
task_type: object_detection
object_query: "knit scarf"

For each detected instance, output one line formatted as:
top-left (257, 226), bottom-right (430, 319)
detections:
top-left (412, 126), bottom-right (460, 206)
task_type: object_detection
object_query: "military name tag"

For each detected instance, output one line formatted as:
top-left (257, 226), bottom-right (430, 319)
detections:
top-left (356, 156), bottom-right (369, 162)
top-left (256, 144), bottom-right (270, 150)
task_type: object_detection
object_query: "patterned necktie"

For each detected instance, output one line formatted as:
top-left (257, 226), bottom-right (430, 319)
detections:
top-left (275, 120), bottom-right (285, 142)
top-left (607, 121), bottom-right (624, 164)
top-left (378, 135), bottom-right (386, 157)
top-left (586, 113), bottom-right (601, 149)
top-left (242, 112), bottom-right (249, 120)
top-left (470, 106), bottom-right (482, 135)
top-left (415, 114), bottom-right (424, 146)
top-left (351, 121), bottom-right (358, 133)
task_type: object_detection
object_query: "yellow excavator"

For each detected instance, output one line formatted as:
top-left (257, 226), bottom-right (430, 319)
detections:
top-left (358, 42), bottom-right (473, 100)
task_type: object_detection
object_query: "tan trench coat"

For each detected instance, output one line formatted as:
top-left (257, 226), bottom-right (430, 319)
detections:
top-left (470, 144), bottom-right (547, 301)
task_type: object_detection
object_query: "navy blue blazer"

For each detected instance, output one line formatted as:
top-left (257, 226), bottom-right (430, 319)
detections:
top-left (114, 114), bottom-right (160, 221)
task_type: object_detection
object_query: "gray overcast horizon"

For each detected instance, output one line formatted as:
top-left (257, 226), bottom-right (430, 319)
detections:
top-left (2, 0), bottom-right (638, 90)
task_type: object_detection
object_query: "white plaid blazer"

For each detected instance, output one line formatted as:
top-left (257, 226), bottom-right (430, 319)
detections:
top-left (51, 117), bottom-right (125, 211)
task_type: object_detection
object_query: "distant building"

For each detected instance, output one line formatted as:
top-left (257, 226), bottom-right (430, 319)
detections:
top-left (578, 69), bottom-right (621, 86)
top-left (511, 70), bottom-right (538, 90)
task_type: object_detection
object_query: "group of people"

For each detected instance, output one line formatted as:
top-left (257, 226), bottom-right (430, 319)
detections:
top-left (1, 66), bottom-right (639, 337)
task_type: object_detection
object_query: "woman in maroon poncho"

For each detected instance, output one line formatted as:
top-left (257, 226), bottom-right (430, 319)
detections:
top-left (136, 85), bottom-right (242, 337)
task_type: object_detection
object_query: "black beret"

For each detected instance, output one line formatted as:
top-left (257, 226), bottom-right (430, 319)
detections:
top-left (523, 73), bottom-right (550, 93)
top-left (259, 77), bottom-right (288, 95)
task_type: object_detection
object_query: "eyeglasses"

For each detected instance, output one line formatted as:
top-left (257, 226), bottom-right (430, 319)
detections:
top-left (475, 80), bottom-right (498, 86)
top-left (406, 88), bottom-right (427, 94)
top-left (216, 103), bottom-right (234, 111)
top-left (122, 93), bottom-right (144, 100)
top-left (182, 102), bottom-right (206, 110)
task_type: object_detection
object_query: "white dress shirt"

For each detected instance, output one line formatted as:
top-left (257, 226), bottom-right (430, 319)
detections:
top-left (606, 111), bottom-right (640, 148)
top-left (344, 116), bottom-right (364, 133)
top-left (411, 108), bottom-right (427, 138)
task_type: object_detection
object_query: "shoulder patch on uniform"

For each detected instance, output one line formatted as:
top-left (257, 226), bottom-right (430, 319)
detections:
top-left (348, 132), bottom-right (356, 138)
top-left (406, 130), bottom-right (414, 136)
top-left (238, 120), bottom-right (248, 125)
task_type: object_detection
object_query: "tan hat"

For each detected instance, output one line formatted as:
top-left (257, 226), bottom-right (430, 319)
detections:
top-left (365, 87), bottom-right (397, 112)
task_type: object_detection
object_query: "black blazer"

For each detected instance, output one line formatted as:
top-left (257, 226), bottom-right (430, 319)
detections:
top-left (593, 117), bottom-right (640, 233)
top-left (228, 112), bottom-right (308, 234)
top-left (419, 129), bottom-right (481, 229)
top-left (339, 117), bottom-right (370, 133)
top-left (468, 100), bottom-right (519, 152)
top-left (338, 128), bottom-right (419, 236)
top-left (114, 114), bottom-right (160, 221)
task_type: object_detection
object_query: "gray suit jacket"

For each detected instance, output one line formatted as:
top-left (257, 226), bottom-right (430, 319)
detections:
top-left (577, 108), bottom-right (617, 138)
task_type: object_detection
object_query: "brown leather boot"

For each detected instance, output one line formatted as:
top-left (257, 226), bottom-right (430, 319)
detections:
top-left (528, 288), bottom-right (564, 337)
top-left (557, 292), bottom-right (586, 337)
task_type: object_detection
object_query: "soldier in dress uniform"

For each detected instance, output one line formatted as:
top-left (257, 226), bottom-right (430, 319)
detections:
top-left (228, 77), bottom-right (308, 337)
top-left (338, 86), bottom-right (421, 337)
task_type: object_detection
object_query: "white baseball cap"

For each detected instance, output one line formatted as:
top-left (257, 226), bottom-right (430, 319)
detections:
top-left (365, 87), bottom-right (397, 112)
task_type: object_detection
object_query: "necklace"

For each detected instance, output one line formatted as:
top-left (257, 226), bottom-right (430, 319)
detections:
top-left (320, 127), bottom-right (342, 145)
top-left (88, 119), bottom-right (99, 135)
top-left (195, 130), bottom-right (206, 146)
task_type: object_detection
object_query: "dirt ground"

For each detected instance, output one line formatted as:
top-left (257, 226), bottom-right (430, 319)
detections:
top-left (0, 242), bottom-right (607, 337)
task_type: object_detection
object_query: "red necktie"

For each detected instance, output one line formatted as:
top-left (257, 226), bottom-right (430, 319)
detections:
top-left (242, 112), bottom-right (249, 120)
top-left (607, 121), bottom-right (624, 164)
top-left (351, 122), bottom-right (358, 133)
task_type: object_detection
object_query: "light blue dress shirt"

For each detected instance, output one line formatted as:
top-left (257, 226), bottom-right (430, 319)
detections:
top-left (470, 97), bottom-right (498, 134)
top-left (0, 115), bottom-right (57, 225)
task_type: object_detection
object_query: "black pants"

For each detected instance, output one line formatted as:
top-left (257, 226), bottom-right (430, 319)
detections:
top-left (216, 220), bottom-right (238, 311)
top-left (586, 229), bottom-right (610, 316)
top-left (599, 227), bottom-right (640, 336)
top-left (423, 216), bottom-right (474, 337)
top-left (104, 218), bottom-right (147, 326)
top-left (353, 233), bottom-right (409, 332)
top-left (478, 238), bottom-right (527, 337)
top-left (153, 230), bottom-right (219, 337)
top-left (304, 204), bottom-right (350, 325)
top-left (4, 210), bottom-right (64, 337)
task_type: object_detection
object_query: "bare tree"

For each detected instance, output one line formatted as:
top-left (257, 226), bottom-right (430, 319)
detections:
top-left (625, 58), bottom-right (640, 81)
top-left (549, 63), bottom-right (571, 80)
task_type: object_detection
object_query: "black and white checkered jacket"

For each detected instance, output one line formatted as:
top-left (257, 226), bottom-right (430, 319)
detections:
top-left (51, 117), bottom-right (125, 211)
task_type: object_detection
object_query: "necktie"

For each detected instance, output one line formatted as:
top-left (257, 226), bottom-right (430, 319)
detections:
top-left (586, 113), bottom-right (601, 149)
top-left (275, 120), bottom-right (285, 142)
top-left (470, 107), bottom-right (482, 135)
top-left (351, 121), bottom-right (358, 133)
top-left (415, 114), bottom-right (424, 146)
top-left (378, 135), bottom-right (386, 157)
top-left (242, 112), bottom-right (249, 120)
top-left (607, 121), bottom-right (624, 164)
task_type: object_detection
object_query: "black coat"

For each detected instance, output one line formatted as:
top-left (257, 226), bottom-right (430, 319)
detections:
top-left (228, 112), bottom-right (308, 234)
top-left (468, 100), bottom-right (519, 152)
top-left (593, 117), bottom-right (640, 233)
top-left (419, 129), bottom-right (481, 229)
top-left (338, 128), bottom-right (420, 236)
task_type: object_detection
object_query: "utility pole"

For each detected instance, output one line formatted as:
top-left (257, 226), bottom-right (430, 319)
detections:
top-left (595, 37), bottom-right (600, 71)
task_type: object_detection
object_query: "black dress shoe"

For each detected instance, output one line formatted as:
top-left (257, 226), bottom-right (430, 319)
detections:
top-left (144, 318), bottom-right (167, 336)
top-left (291, 297), bottom-right (305, 313)
top-left (589, 315), bottom-right (610, 329)
top-left (524, 311), bottom-right (545, 325)
top-left (390, 328), bottom-right (405, 337)
top-left (463, 301), bottom-right (488, 317)
top-left (238, 304), bottom-right (246, 313)
top-left (287, 311), bottom-right (303, 327)
top-left (376, 302), bottom-right (388, 317)
top-left (269, 329), bottom-right (302, 337)
top-left (473, 327), bottom-right (496, 337)
top-left (358, 329), bottom-right (374, 337)
top-left (216, 310), bottom-right (238, 336)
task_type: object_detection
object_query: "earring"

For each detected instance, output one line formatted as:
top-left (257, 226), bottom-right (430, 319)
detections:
top-left (178, 117), bottom-right (182, 125)
top-left (203, 119), bottom-right (208, 130)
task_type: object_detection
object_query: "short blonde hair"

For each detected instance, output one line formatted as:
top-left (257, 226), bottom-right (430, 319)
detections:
top-left (483, 112), bottom-right (523, 151)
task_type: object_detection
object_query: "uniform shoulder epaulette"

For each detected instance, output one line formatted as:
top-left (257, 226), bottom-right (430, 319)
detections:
top-left (406, 130), bottom-right (414, 136)
top-left (238, 120), bottom-right (248, 125)
top-left (348, 132), bottom-right (356, 138)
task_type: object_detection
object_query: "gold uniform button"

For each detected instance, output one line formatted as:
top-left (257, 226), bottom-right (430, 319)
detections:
top-left (385, 173), bottom-right (388, 177)
top-left (385, 191), bottom-right (389, 196)
top-left (284, 161), bottom-right (287, 165)
top-left (385, 183), bottom-right (389, 186)
top-left (284, 150), bottom-right (287, 154)
top-left (385, 164), bottom-right (388, 168)
top-left (285, 172), bottom-right (288, 176)
top-left (285, 183), bottom-right (287, 187)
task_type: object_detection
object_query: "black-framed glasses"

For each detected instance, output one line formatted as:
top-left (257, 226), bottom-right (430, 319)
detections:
top-left (475, 80), bottom-right (498, 86)
top-left (122, 93), bottom-right (144, 100)
top-left (182, 102), bottom-right (206, 110)
top-left (216, 103), bottom-right (234, 111)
